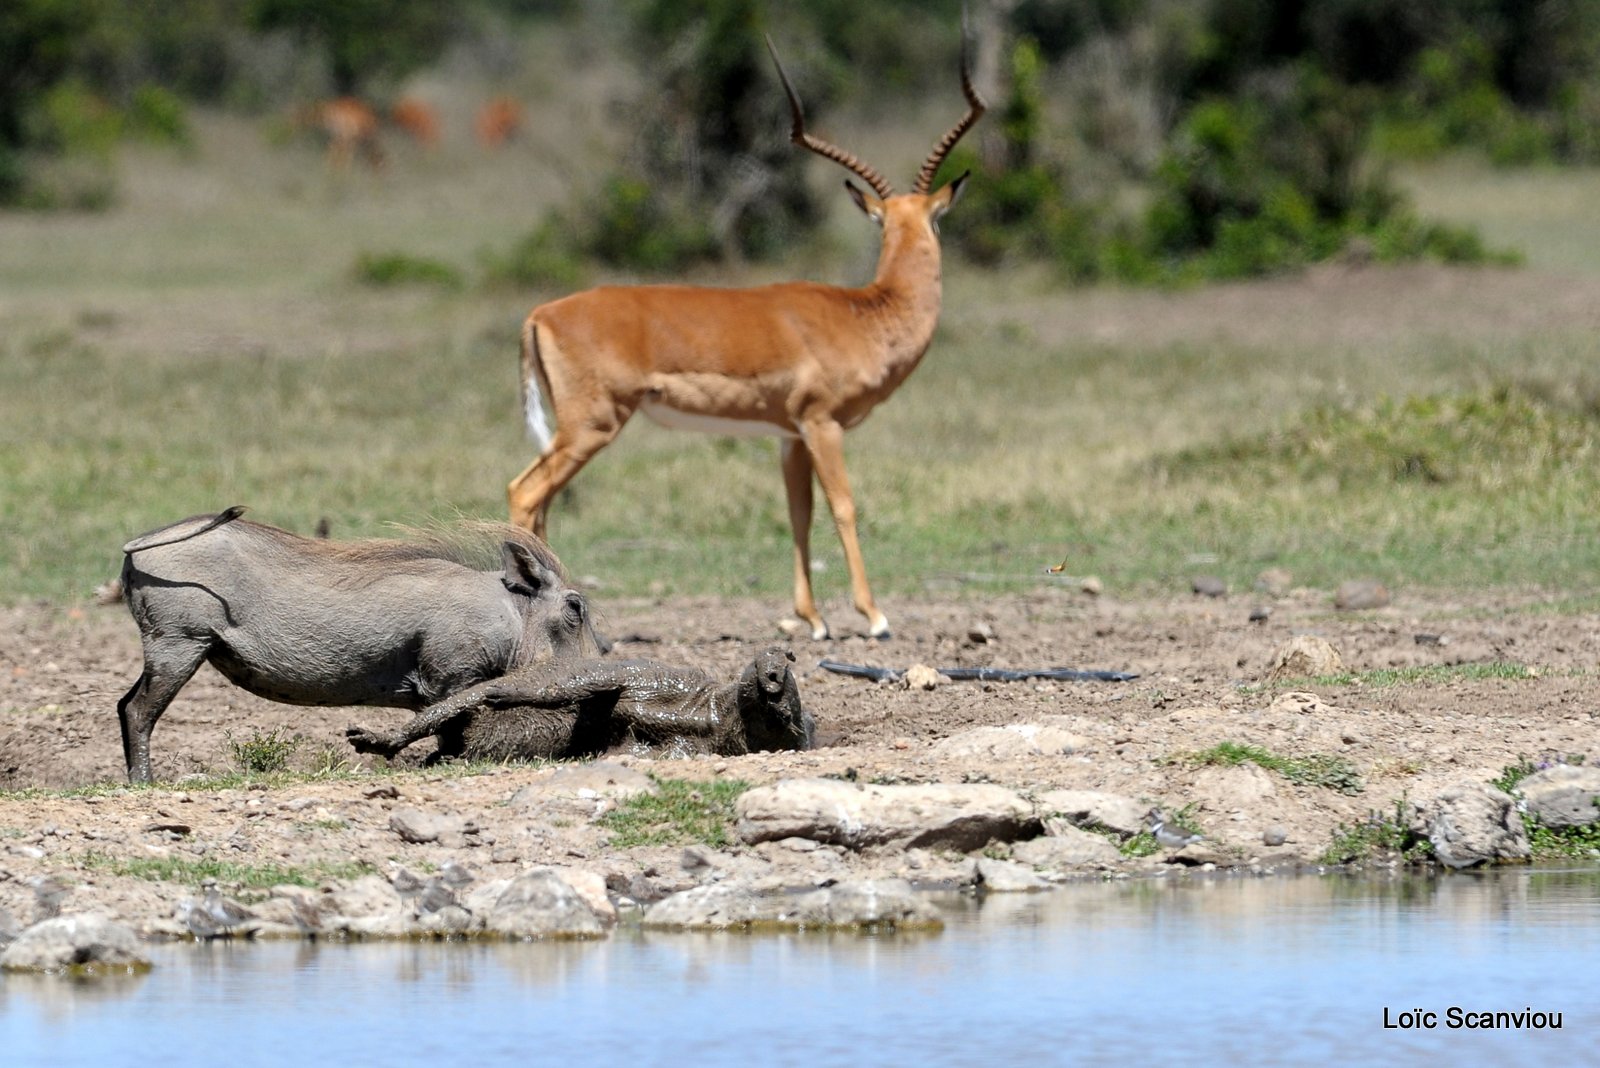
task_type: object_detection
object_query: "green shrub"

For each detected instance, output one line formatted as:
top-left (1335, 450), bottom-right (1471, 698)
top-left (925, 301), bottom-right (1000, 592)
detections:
top-left (1321, 798), bottom-right (1432, 864)
top-left (583, 177), bottom-right (718, 272)
top-left (225, 726), bottom-right (302, 774)
top-left (482, 216), bottom-right (586, 289)
top-left (353, 251), bottom-right (465, 290)
top-left (126, 85), bottom-right (191, 146)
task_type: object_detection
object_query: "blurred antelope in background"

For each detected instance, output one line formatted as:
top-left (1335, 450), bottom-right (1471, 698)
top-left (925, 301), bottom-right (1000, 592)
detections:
top-left (306, 96), bottom-right (384, 170)
top-left (389, 97), bottom-right (441, 150)
top-left (508, 22), bottom-right (985, 640)
top-left (476, 95), bottom-right (524, 148)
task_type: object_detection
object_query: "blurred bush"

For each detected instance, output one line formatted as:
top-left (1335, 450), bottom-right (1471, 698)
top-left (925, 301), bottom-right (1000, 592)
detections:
top-left (353, 251), bottom-right (466, 290)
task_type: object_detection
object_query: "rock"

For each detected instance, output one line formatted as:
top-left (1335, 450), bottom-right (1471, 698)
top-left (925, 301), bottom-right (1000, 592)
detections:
top-left (735, 779), bottom-right (1039, 851)
top-left (388, 807), bottom-right (464, 845)
top-left (1079, 576), bottom-right (1102, 597)
top-left (903, 664), bottom-right (944, 690)
top-left (776, 618), bottom-right (810, 639)
top-left (974, 857), bottom-right (1052, 892)
top-left (1262, 825), bottom-right (1288, 847)
top-left (1032, 789), bottom-right (1147, 837)
top-left (1010, 828), bottom-right (1121, 870)
top-left (639, 884), bottom-right (769, 930)
top-left (418, 905), bottom-right (474, 935)
top-left (1268, 690), bottom-right (1330, 716)
top-left (1, 914), bottom-right (150, 974)
top-left (1192, 763), bottom-right (1277, 811)
top-left (1191, 575), bottom-right (1227, 598)
top-left (1254, 568), bottom-right (1293, 597)
top-left (1266, 636), bottom-right (1344, 682)
top-left (558, 869), bottom-right (617, 923)
top-left (1517, 765), bottom-right (1600, 828)
top-left (1334, 579), bottom-right (1390, 611)
top-left (485, 868), bottom-right (608, 939)
top-left (322, 875), bottom-right (408, 936)
top-left (1412, 783), bottom-right (1530, 869)
top-left (930, 720), bottom-right (1087, 760)
top-left (507, 761), bottom-right (657, 816)
top-left (642, 879), bottom-right (942, 931)
top-left (966, 622), bottom-right (997, 644)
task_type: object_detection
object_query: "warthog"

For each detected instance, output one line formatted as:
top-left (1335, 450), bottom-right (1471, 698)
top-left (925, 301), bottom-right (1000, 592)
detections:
top-left (117, 507), bottom-right (595, 783)
top-left (346, 647), bottom-right (815, 762)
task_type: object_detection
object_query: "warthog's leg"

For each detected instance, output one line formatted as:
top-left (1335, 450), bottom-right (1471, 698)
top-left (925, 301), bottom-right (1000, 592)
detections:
top-left (345, 668), bottom-right (595, 758)
top-left (118, 635), bottom-right (208, 784)
top-left (345, 680), bottom-right (499, 758)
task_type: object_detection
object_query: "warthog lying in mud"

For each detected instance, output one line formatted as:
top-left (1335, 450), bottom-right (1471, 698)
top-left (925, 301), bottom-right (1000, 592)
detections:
top-left (345, 647), bottom-right (815, 762)
top-left (117, 507), bottom-right (596, 783)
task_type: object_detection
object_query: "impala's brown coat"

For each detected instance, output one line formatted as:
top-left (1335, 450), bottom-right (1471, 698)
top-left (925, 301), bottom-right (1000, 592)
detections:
top-left (508, 28), bottom-right (983, 640)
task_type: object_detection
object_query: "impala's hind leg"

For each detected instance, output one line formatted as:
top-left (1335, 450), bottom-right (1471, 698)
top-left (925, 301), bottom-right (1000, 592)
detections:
top-left (507, 323), bottom-right (632, 537)
top-left (118, 635), bottom-right (207, 784)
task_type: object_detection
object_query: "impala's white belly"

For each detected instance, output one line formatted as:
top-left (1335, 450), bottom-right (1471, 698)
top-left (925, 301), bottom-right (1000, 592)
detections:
top-left (639, 399), bottom-right (798, 439)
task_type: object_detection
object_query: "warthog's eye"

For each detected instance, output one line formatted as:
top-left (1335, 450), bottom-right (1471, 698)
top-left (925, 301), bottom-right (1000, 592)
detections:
top-left (561, 591), bottom-right (585, 629)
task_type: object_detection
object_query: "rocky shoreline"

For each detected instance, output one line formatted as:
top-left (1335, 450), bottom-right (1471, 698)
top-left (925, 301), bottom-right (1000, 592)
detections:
top-left (4, 746), bottom-right (1596, 974)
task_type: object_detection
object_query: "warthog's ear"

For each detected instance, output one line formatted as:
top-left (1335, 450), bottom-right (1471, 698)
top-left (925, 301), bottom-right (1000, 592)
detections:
top-left (501, 541), bottom-right (560, 598)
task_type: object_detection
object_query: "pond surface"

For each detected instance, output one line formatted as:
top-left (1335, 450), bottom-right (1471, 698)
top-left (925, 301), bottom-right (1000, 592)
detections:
top-left (3, 867), bottom-right (1595, 1066)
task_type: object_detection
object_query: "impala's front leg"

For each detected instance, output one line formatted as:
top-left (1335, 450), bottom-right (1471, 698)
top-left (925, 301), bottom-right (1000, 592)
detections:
top-left (802, 418), bottom-right (890, 639)
top-left (780, 438), bottom-right (830, 640)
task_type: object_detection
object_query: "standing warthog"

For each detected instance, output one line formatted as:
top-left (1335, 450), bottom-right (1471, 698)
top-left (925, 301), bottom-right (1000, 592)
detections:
top-left (346, 647), bottom-right (815, 762)
top-left (117, 507), bottom-right (596, 783)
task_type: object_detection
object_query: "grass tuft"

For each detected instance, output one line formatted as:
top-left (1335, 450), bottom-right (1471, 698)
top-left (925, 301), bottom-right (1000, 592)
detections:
top-left (1176, 741), bottom-right (1365, 795)
top-left (79, 850), bottom-right (375, 888)
top-left (596, 777), bottom-right (749, 849)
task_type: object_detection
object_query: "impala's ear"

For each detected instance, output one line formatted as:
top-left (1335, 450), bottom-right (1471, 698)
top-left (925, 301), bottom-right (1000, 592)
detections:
top-left (845, 180), bottom-right (885, 225)
top-left (930, 170), bottom-right (969, 220)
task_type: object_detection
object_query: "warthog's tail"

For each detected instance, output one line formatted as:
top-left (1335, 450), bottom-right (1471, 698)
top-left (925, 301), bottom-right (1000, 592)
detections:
top-left (122, 506), bottom-right (248, 555)
top-left (520, 317), bottom-right (554, 452)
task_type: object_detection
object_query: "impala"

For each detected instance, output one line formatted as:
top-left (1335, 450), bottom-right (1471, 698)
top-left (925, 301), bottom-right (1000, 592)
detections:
top-left (509, 25), bottom-right (985, 640)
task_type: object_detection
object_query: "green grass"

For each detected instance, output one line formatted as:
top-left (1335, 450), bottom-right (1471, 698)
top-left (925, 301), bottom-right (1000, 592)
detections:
top-left (1283, 663), bottom-right (1538, 690)
top-left (1176, 741), bottom-right (1365, 795)
top-left (596, 777), bottom-right (749, 849)
top-left (79, 850), bottom-right (374, 888)
top-left (3, 114), bottom-right (1600, 610)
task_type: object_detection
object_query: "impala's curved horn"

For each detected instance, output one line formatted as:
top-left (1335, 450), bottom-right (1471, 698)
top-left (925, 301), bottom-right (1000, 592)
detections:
top-left (766, 35), bottom-right (895, 200)
top-left (911, 9), bottom-right (987, 195)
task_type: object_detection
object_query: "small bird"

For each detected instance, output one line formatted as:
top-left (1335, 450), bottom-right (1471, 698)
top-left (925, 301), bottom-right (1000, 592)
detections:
top-left (201, 880), bottom-right (256, 934)
top-left (388, 865), bottom-right (426, 901)
top-left (288, 894), bottom-right (324, 938)
top-left (415, 878), bottom-right (458, 916)
top-left (1146, 808), bottom-right (1204, 851)
top-left (439, 861), bottom-right (474, 890)
top-left (28, 875), bottom-right (71, 921)
top-left (179, 897), bottom-right (224, 940)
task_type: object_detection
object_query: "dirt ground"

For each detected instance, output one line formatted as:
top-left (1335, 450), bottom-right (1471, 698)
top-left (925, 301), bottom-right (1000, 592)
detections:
top-left (1, 585), bottom-right (1597, 931)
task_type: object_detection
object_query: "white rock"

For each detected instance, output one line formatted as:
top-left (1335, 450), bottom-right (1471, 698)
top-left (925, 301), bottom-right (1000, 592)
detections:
top-left (736, 778), bottom-right (1037, 851)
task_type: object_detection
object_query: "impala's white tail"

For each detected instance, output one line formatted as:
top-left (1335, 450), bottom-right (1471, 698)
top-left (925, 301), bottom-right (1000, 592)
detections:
top-left (520, 319), bottom-right (554, 451)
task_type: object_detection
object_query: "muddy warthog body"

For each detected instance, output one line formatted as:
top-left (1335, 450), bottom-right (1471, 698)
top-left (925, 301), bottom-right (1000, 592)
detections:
top-left (346, 647), bottom-right (815, 762)
top-left (117, 508), bottom-right (594, 783)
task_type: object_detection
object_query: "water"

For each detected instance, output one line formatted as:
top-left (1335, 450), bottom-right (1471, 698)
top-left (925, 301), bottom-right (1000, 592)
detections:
top-left (3, 867), bottom-right (1595, 1066)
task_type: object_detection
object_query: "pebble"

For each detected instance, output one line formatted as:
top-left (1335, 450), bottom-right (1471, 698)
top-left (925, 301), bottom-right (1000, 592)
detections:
top-left (1191, 576), bottom-right (1228, 598)
top-left (1263, 826), bottom-right (1289, 847)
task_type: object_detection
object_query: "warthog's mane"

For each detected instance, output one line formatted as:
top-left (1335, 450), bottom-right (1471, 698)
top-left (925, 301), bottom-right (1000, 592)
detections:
top-left (250, 520), bottom-right (567, 581)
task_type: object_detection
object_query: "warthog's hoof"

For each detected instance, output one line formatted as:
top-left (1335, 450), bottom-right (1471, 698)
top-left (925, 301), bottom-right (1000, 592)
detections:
top-left (345, 726), bottom-right (401, 757)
